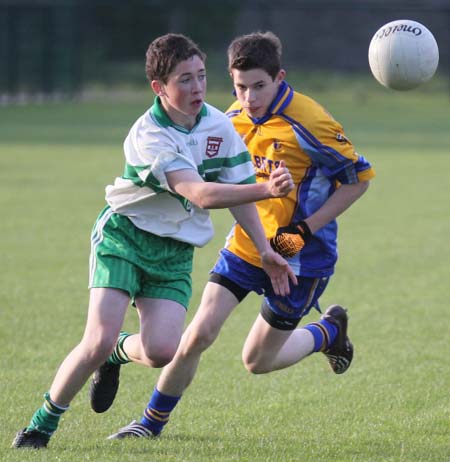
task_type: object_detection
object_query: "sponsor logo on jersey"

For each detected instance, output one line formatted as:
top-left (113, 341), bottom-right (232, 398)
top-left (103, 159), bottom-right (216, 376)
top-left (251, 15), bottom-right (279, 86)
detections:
top-left (205, 136), bottom-right (223, 157)
top-left (254, 155), bottom-right (280, 173)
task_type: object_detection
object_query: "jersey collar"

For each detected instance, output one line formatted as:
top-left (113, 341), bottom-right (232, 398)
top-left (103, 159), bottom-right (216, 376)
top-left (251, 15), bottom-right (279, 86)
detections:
top-left (249, 80), bottom-right (293, 125)
top-left (150, 96), bottom-right (207, 133)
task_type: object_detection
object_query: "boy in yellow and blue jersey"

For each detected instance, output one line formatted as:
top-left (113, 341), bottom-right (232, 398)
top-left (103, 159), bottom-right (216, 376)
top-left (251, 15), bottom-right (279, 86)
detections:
top-left (95, 31), bottom-right (375, 440)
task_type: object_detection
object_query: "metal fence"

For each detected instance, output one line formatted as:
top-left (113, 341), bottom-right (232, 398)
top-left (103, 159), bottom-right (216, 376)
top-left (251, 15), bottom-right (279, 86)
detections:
top-left (1, 0), bottom-right (449, 101)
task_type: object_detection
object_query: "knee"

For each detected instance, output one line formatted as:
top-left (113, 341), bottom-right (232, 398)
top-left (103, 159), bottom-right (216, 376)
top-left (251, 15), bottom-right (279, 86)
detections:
top-left (140, 322), bottom-right (219, 367)
top-left (181, 324), bottom-right (218, 355)
top-left (242, 349), bottom-right (270, 375)
top-left (80, 333), bottom-right (117, 367)
top-left (242, 355), bottom-right (260, 374)
top-left (242, 359), bottom-right (270, 375)
top-left (141, 344), bottom-right (177, 368)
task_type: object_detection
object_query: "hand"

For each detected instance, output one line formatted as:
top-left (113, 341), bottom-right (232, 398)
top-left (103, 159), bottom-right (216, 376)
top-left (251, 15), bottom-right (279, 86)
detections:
top-left (267, 160), bottom-right (294, 197)
top-left (269, 221), bottom-right (312, 258)
top-left (260, 248), bottom-right (298, 296)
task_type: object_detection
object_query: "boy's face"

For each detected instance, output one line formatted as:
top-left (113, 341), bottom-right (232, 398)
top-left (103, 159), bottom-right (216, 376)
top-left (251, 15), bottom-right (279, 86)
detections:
top-left (230, 68), bottom-right (285, 119)
top-left (152, 55), bottom-right (206, 128)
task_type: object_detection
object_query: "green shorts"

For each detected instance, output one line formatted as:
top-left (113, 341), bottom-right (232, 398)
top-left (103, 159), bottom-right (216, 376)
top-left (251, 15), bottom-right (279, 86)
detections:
top-left (89, 207), bottom-right (194, 309)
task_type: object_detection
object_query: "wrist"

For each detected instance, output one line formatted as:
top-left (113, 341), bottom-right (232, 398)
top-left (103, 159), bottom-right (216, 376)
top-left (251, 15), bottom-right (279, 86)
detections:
top-left (263, 181), bottom-right (273, 199)
top-left (259, 242), bottom-right (273, 259)
top-left (296, 220), bottom-right (312, 241)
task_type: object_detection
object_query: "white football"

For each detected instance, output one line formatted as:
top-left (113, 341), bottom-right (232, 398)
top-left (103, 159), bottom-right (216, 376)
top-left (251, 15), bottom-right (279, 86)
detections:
top-left (368, 19), bottom-right (439, 90)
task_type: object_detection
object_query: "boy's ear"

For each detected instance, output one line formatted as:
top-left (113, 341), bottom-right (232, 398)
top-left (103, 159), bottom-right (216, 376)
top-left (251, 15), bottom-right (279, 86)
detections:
top-left (276, 69), bottom-right (286, 82)
top-left (151, 80), bottom-right (165, 96)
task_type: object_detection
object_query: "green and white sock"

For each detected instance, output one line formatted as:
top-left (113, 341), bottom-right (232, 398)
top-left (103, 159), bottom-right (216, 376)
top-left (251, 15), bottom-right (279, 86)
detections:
top-left (107, 331), bottom-right (132, 365)
top-left (27, 392), bottom-right (69, 436)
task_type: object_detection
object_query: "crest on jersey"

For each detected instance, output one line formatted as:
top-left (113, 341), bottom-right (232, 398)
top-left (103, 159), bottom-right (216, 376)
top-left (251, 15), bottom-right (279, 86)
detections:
top-left (273, 139), bottom-right (283, 152)
top-left (336, 133), bottom-right (349, 143)
top-left (205, 136), bottom-right (223, 157)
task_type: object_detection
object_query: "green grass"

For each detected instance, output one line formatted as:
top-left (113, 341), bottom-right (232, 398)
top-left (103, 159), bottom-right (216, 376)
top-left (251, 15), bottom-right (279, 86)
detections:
top-left (1, 83), bottom-right (450, 461)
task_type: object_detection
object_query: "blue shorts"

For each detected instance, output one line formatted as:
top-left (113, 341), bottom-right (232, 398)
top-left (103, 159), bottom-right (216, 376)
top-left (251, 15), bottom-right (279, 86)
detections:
top-left (210, 249), bottom-right (330, 330)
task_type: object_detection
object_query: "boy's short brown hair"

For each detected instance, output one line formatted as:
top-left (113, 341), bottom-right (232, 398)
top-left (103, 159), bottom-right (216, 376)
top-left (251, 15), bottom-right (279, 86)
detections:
top-left (145, 33), bottom-right (206, 84)
top-left (227, 31), bottom-right (282, 80)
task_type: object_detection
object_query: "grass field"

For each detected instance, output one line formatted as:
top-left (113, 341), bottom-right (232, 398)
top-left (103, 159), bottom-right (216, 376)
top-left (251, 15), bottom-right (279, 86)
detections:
top-left (1, 81), bottom-right (449, 462)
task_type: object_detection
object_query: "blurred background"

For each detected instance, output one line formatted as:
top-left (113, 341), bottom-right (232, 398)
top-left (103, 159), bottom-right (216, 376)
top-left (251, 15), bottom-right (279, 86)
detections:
top-left (1, 0), bottom-right (449, 102)
top-left (1, 4), bottom-right (449, 460)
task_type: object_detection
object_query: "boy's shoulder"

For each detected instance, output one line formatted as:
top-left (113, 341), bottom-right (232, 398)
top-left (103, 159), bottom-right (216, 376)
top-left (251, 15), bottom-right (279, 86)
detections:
top-left (290, 89), bottom-right (323, 110)
top-left (286, 89), bottom-right (337, 124)
top-left (199, 102), bottom-right (236, 134)
top-left (225, 99), bottom-right (242, 116)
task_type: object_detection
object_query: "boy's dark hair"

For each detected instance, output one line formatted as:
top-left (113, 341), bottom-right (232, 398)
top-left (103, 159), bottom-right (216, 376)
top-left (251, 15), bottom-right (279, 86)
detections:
top-left (227, 31), bottom-right (282, 80)
top-left (145, 33), bottom-right (206, 84)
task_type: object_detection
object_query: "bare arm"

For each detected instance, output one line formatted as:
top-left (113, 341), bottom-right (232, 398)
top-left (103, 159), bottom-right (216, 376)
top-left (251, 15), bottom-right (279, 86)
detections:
top-left (304, 181), bottom-right (370, 233)
top-left (166, 160), bottom-right (293, 210)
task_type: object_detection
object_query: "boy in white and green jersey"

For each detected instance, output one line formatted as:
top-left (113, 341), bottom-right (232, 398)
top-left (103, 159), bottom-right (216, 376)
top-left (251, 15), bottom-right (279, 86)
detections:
top-left (103, 94), bottom-right (257, 248)
top-left (12, 33), bottom-right (295, 449)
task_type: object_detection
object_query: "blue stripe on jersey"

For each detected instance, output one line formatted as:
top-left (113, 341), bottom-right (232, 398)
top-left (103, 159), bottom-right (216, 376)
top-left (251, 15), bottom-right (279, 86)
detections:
top-left (281, 114), bottom-right (358, 184)
top-left (226, 109), bottom-right (241, 118)
top-left (268, 81), bottom-right (293, 115)
top-left (227, 82), bottom-right (294, 125)
top-left (293, 167), bottom-right (335, 222)
top-left (355, 154), bottom-right (373, 174)
top-left (289, 168), bottom-right (338, 278)
top-left (247, 82), bottom-right (294, 125)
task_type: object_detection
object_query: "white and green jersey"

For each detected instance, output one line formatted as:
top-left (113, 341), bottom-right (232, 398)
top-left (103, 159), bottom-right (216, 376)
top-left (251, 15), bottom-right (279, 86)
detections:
top-left (105, 97), bottom-right (255, 247)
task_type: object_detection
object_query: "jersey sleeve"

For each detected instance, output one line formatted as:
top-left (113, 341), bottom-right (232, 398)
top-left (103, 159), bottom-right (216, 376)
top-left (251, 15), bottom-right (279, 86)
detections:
top-left (291, 102), bottom-right (375, 185)
top-left (315, 117), bottom-right (374, 184)
top-left (126, 126), bottom-right (197, 193)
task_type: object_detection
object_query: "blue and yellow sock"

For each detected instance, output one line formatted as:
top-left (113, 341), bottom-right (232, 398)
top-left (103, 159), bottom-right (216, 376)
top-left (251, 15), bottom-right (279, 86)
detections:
top-left (302, 319), bottom-right (338, 352)
top-left (26, 392), bottom-right (69, 436)
top-left (107, 331), bottom-right (132, 365)
top-left (140, 388), bottom-right (180, 436)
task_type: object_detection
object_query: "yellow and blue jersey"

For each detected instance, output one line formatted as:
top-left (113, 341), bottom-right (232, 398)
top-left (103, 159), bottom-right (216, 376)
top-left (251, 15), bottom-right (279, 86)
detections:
top-left (225, 81), bottom-right (375, 277)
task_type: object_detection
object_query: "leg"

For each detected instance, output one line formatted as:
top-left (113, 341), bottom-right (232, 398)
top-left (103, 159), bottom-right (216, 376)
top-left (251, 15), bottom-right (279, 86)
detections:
top-left (49, 288), bottom-right (130, 405)
top-left (242, 303), bottom-right (353, 375)
top-left (242, 276), bottom-right (338, 374)
top-left (90, 297), bottom-right (187, 413)
top-left (130, 297), bottom-right (187, 368)
top-left (242, 311), bottom-right (315, 374)
top-left (157, 282), bottom-right (239, 395)
top-left (13, 288), bottom-right (130, 448)
top-left (107, 282), bottom-right (240, 439)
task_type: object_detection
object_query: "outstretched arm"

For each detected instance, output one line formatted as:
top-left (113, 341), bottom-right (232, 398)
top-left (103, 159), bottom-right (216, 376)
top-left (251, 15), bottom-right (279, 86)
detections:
top-left (166, 160), bottom-right (293, 209)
